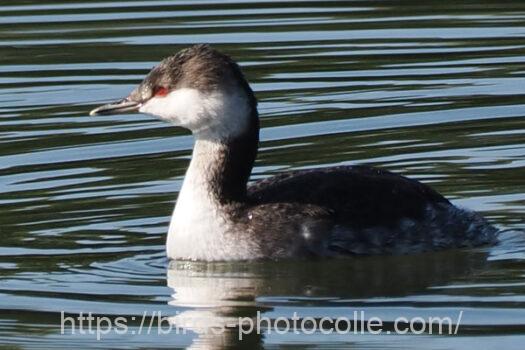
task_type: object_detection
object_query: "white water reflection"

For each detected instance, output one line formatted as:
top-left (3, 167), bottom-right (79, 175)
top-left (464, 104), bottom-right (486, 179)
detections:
top-left (166, 248), bottom-right (499, 348)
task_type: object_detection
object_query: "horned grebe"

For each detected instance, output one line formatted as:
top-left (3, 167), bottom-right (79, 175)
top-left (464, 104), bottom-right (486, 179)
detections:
top-left (90, 45), bottom-right (498, 261)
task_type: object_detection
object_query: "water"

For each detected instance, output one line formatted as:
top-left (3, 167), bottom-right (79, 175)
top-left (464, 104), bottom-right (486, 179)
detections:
top-left (1, 1), bottom-right (524, 348)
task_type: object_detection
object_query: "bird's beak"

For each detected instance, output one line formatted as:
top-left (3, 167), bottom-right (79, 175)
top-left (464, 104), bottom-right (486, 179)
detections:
top-left (89, 98), bottom-right (141, 116)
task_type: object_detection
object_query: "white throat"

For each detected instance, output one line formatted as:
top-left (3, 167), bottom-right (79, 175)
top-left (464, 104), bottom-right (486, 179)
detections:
top-left (166, 139), bottom-right (224, 260)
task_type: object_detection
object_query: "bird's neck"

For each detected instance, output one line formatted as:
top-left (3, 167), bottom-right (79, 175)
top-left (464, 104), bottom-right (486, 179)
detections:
top-left (179, 112), bottom-right (259, 208)
top-left (167, 121), bottom-right (258, 260)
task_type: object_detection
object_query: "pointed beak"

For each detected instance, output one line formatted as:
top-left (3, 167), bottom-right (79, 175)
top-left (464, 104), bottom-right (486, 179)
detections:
top-left (89, 98), bottom-right (141, 116)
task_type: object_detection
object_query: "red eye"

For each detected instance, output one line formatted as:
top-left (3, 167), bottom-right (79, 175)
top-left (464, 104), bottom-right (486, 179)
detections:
top-left (154, 86), bottom-right (168, 97)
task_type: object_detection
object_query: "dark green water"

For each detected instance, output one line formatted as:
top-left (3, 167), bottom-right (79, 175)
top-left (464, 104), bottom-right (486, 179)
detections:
top-left (1, 1), bottom-right (525, 349)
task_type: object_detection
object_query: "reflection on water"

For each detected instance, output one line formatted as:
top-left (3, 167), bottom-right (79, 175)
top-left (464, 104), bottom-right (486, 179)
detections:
top-left (0, 0), bottom-right (524, 349)
top-left (167, 249), bottom-right (490, 349)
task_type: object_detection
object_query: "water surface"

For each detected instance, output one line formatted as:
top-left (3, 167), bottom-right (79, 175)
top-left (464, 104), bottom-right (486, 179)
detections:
top-left (1, 1), bottom-right (524, 349)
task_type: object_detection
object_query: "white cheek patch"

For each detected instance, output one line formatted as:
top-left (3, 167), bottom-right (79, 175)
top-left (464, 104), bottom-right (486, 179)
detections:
top-left (139, 88), bottom-right (204, 127)
top-left (139, 87), bottom-right (251, 140)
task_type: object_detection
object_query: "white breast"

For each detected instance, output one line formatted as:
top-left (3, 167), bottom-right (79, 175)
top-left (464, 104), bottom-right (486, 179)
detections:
top-left (166, 139), bottom-right (259, 261)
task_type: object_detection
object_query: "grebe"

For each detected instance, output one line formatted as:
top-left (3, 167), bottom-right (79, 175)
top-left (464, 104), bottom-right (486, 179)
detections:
top-left (90, 45), bottom-right (498, 261)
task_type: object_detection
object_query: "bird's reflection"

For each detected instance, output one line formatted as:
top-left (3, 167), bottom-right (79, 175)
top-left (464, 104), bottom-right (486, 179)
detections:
top-left (167, 249), bottom-right (490, 349)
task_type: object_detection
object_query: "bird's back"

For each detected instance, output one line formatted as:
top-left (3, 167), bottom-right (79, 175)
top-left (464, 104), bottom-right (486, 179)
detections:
top-left (245, 166), bottom-right (497, 256)
top-left (248, 166), bottom-right (448, 228)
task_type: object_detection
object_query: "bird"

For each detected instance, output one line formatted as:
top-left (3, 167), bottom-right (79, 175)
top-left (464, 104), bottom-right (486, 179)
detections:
top-left (90, 44), bottom-right (498, 261)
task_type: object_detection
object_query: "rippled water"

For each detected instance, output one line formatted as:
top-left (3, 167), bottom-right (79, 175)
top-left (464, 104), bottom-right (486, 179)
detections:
top-left (1, 1), bottom-right (525, 349)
